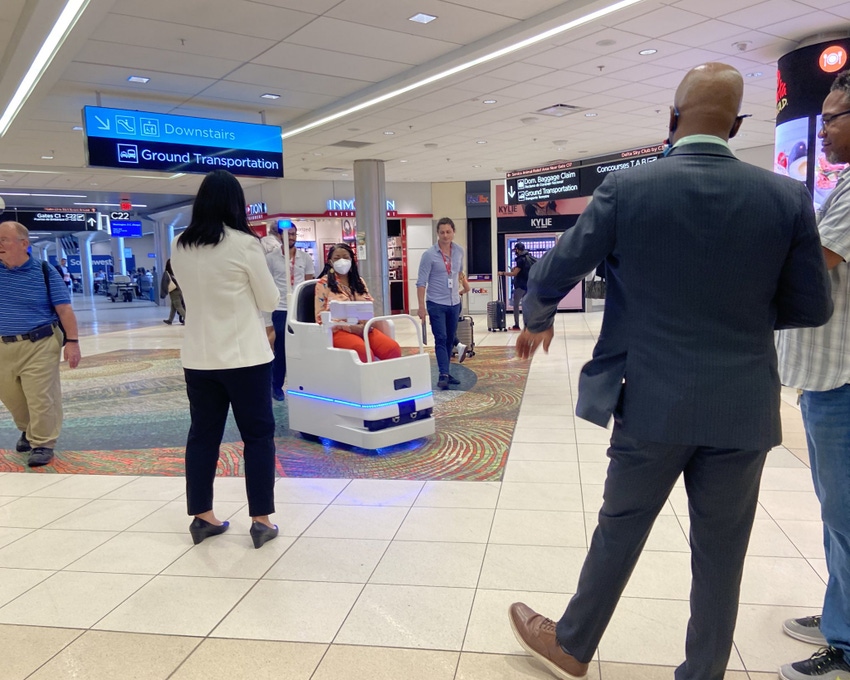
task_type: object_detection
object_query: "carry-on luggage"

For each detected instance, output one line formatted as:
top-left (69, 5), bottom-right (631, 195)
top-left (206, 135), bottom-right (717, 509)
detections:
top-left (488, 278), bottom-right (507, 332)
top-left (456, 314), bottom-right (475, 358)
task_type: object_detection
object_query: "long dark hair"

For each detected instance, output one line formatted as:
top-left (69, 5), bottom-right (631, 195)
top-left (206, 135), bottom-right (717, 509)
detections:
top-left (324, 243), bottom-right (367, 295)
top-left (165, 258), bottom-right (174, 276)
top-left (177, 170), bottom-right (258, 248)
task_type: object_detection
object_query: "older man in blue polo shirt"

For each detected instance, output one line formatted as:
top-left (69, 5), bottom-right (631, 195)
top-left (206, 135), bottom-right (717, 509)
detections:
top-left (0, 221), bottom-right (81, 466)
top-left (417, 217), bottom-right (465, 390)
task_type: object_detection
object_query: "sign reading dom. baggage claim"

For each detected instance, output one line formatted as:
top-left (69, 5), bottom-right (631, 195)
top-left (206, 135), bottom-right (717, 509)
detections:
top-left (83, 107), bottom-right (284, 178)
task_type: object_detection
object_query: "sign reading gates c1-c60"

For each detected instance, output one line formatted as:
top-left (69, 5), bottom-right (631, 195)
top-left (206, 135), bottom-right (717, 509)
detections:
top-left (83, 106), bottom-right (284, 178)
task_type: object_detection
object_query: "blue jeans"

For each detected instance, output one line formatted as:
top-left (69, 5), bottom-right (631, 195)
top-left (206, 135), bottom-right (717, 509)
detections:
top-left (801, 383), bottom-right (850, 656)
top-left (427, 301), bottom-right (461, 377)
top-left (271, 310), bottom-right (288, 391)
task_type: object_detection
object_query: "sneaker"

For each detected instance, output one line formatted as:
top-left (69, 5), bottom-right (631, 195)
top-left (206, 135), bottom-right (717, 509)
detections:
top-left (784, 615), bottom-right (827, 646)
top-left (163, 320), bottom-right (173, 325)
top-left (508, 602), bottom-right (589, 680)
top-left (457, 342), bottom-right (469, 363)
top-left (27, 447), bottom-right (54, 467)
top-left (780, 646), bottom-right (850, 680)
top-left (16, 432), bottom-right (31, 453)
top-left (272, 388), bottom-right (285, 402)
top-left (437, 374), bottom-right (450, 390)
top-left (510, 325), bottom-right (521, 331)
top-left (447, 374), bottom-right (460, 385)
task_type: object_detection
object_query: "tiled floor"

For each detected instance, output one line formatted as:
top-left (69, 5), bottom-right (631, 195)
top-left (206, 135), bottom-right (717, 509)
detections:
top-left (0, 297), bottom-right (824, 679)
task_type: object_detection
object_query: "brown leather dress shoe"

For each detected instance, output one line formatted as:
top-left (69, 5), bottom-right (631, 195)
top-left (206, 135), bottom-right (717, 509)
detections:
top-left (509, 602), bottom-right (589, 680)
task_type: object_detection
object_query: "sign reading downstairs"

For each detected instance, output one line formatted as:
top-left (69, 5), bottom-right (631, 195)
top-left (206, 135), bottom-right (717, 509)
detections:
top-left (83, 106), bottom-right (284, 178)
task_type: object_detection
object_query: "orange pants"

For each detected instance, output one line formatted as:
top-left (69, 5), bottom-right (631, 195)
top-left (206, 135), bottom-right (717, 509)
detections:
top-left (333, 328), bottom-right (401, 363)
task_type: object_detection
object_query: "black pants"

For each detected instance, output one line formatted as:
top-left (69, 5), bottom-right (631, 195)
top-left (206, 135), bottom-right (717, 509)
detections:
top-left (184, 362), bottom-right (276, 518)
top-left (556, 423), bottom-right (767, 680)
top-left (271, 310), bottom-right (287, 391)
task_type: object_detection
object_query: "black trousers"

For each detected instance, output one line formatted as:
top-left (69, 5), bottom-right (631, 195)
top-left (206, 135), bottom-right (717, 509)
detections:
top-left (556, 423), bottom-right (767, 680)
top-left (184, 362), bottom-right (276, 518)
top-left (271, 310), bottom-right (287, 391)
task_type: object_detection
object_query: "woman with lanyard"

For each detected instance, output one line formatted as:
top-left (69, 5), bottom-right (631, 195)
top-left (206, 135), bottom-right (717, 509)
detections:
top-left (416, 217), bottom-right (465, 390)
top-left (314, 243), bottom-right (400, 363)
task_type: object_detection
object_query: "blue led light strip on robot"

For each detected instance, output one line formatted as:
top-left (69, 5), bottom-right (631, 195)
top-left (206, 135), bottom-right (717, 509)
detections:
top-left (286, 390), bottom-right (433, 409)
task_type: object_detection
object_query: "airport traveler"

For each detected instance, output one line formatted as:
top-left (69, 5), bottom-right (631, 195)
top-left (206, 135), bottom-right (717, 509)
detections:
top-left (160, 258), bottom-right (185, 325)
top-left (55, 257), bottom-right (72, 290)
top-left (171, 170), bottom-right (281, 549)
top-left (0, 221), bottom-right (82, 467)
top-left (500, 241), bottom-right (535, 330)
top-left (314, 243), bottom-right (400, 364)
top-left (416, 217), bottom-right (465, 390)
top-left (265, 224), bottom-right (314, 401)
top-left (776, 69), bottom-right (850, 680)
top-left (509, 63), bottom-right (833, 680)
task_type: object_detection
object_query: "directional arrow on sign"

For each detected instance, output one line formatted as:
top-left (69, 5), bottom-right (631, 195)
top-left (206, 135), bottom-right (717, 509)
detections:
top-left (87, 217), bottom-right (96, 227)
top-left (507, 186), bottom-right (516, 199)
top-left (94, 116), bottom-right (110, 131)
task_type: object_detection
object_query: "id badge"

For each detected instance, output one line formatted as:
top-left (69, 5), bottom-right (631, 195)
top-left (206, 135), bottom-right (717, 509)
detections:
top-left (447, 277), bottom-right (453, 289)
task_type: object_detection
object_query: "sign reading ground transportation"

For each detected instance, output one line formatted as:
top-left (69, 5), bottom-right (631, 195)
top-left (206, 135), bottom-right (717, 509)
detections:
top-left (83, 106), bottom-right (284, 178)
top-left (505, 162), bottom-right (580, 204)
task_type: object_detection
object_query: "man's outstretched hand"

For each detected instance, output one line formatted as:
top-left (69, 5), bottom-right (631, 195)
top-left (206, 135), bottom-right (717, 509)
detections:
top-left (515, 326), bottom-right (554, 359)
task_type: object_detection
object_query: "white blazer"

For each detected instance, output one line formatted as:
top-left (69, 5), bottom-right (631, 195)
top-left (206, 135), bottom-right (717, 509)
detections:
top-left (171, 226), bottom-right (280, 370)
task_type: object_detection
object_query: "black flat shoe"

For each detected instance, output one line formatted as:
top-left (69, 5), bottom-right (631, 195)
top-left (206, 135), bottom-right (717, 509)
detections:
top-left (189, 517), bottom-right (229, 545)
top-left (250, 521), bottom-right (279, 549)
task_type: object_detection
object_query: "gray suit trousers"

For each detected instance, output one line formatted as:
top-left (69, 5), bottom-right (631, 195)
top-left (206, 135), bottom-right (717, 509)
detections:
top-left (556, 423), bottom-right (767, 680)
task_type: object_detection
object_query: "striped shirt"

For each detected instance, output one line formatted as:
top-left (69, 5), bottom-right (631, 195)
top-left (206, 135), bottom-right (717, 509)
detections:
top-left (777, 167), bottom-right (850, 391)
top-left (0, 256), bottom-right (70, 335)
top-left (416, 242), bottom-right (464, 306)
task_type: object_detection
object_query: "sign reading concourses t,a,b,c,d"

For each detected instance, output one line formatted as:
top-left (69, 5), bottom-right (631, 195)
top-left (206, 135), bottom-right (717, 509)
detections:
top-left (83, 106), bottom-right (284, 178)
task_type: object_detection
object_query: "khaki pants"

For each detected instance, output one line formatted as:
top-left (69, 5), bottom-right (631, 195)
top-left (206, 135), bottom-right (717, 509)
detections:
top-left (0, 327), bottom-right (63, 448)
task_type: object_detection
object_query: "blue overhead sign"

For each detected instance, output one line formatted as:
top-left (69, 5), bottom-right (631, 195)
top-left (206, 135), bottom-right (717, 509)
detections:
top-left (83, 106), bottom-right (284, 178)
top-left (110, 219), bottom-right (143, 238)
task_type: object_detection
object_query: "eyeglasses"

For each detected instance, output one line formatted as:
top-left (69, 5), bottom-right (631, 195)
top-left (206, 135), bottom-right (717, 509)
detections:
top-left (821, 109), bottom-right (850, 129)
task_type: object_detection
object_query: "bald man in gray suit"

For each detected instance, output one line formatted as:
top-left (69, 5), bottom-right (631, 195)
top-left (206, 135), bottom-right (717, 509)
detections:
top-left (509, 63), bottom-right (833, 680)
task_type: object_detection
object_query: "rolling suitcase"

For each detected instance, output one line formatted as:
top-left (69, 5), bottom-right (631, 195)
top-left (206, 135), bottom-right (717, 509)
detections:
top-left (487, 278), bottom-right (507, 332)
top-left (455, 315), bottom-right (475, 358)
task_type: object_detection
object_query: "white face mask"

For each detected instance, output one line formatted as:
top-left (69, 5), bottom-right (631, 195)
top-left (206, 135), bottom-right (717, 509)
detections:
top-left (332, 258), bottom-right (352, 275)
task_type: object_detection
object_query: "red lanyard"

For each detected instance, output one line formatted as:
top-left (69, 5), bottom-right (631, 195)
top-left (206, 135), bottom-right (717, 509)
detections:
top-left (439, 246), bottom-right (452, 276)
top-left (289, 252), bottom-right (296, 286)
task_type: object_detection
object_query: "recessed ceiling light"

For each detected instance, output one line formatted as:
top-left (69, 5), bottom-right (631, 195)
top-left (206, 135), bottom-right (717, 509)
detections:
top-left (383, 130), bottom-right (395, 135)
top-left (409, 12), bottom-right (437, 24)
top-left (746, 71), bottom-right (763, 78)
top-left (280, 0), bottom-right (652, 140)
top-left (399, 159), bottom-right (408, 163)
top-left (472, 164), bottom-right (481, 168)
top-left (476, 140), bottom-right (488, 144)
top-left (585, 112), bottom-right (598, 117)
top-left (312, 152), bottom-right (323, 156)
top-left (483, 99), bottom-right (497, 104)
top-left (41, 154), bottom-right (54, 160)
top-left (638, 48), bottom-right (657, 55)
top-left (72, 125), bottom-right (83, 131)
top-left (261, 93), bottom-right (280, 100)
top-left (127, 75), bottom-right (150, 84)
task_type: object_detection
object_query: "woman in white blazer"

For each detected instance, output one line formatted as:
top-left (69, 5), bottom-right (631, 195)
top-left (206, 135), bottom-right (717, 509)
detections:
top-left (171, 170), bottom-right (281, 549)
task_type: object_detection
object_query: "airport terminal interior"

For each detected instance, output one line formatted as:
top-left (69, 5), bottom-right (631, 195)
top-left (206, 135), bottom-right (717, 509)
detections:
top-left (0, 0), bottom-right (843, 678)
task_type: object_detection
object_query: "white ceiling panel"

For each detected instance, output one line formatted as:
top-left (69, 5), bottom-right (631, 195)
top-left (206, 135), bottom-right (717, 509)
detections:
top-left (661, 20), bottom-right (745, 49)
top-left (672, 0), bottom-right (760, 18)
top-left (284, 17), bottom-right (460, 63)
top-left (223, 63), bottom-right (370, 98)
top-left (89, 15), bottom-right (277, 61)
top-left (722, 0), bottom-right (812, 29)
top-left (253, 43), bottom-right (408, 82)
top-left (762, 10), bottom-right (846, 39)
top-left (73, 41), bottom-right (243, 80)
top-left (61, 63), bottom-right (216, 97)
top-left (108, 0), bottom-right (317, 40)
top-left (615, 5), bottom-right (707, 38)
top-left (325, 0), bottom-right (517, 43)
top-left (482, 62), bottom-right (556, 83)
top-left (442, 0), bottom-right (583, 20)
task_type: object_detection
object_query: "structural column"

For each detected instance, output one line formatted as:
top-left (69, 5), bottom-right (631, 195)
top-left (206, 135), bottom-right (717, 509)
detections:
top-left (73, 231), bottom-right (98, 296)
top-left (353, 159), bottom-right (389, 315)
top-left (110, 235), bottom-right (126, 276)
top-left (152, 218), bottom-right (172, 307)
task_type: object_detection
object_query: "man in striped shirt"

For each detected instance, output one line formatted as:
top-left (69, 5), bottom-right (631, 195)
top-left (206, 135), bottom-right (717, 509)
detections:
top-left (0, 221), bottom-right (81, 467)
top-left (776, 71), bottom-right (850, 680)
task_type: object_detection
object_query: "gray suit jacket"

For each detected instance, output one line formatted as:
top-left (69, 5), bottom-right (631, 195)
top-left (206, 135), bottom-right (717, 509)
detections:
top-left (524, 143), bottom-right (833, 450)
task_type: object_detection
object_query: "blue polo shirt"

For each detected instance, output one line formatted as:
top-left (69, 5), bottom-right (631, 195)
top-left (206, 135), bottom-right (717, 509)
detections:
top-left (416, 242), bottom-right (464, 306)
top-left (0, 256), bottom-right (70, 335)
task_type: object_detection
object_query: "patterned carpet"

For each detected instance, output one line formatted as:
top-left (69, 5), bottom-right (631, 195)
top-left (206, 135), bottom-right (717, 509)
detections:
top-left (0, 347), bottom-right (529, 481)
